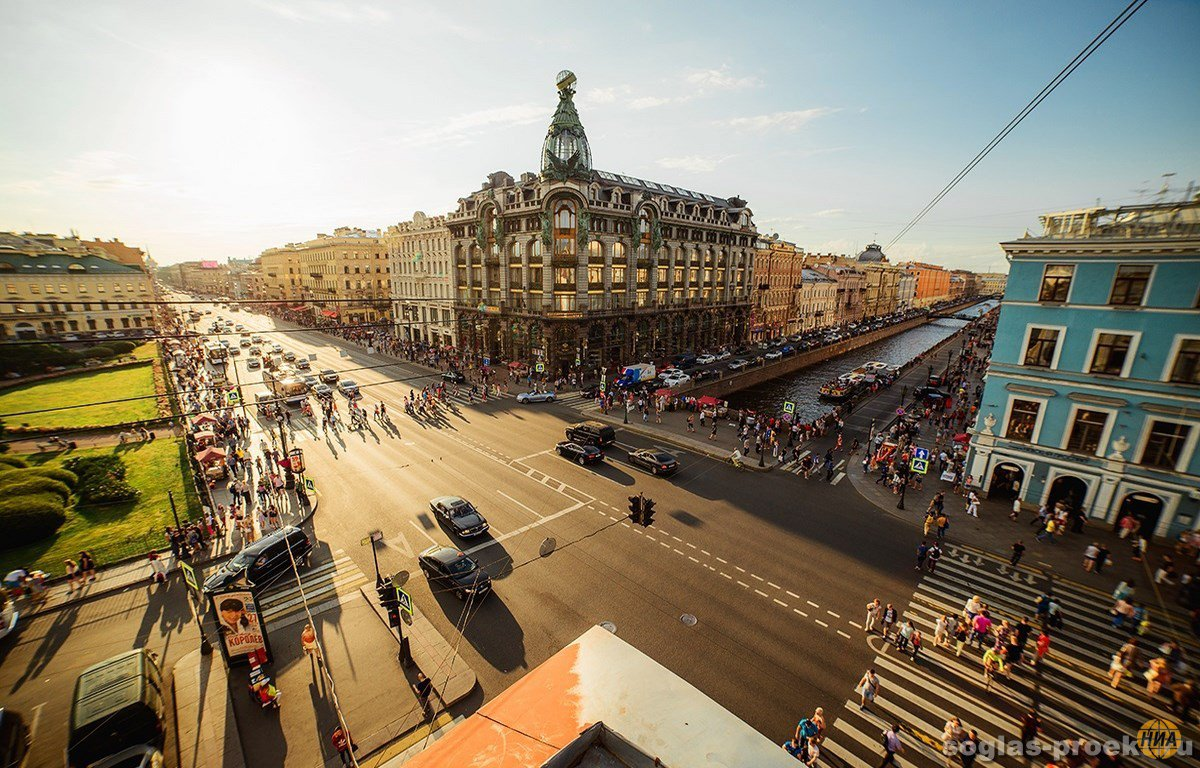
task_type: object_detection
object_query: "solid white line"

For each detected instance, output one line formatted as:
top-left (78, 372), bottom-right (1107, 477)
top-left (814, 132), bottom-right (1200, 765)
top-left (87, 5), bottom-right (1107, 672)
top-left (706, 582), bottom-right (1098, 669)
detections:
top-left (463, 500), bottom-right (587, 555)
top-left (497, 490), bottom-right (542, 518)
top-left (408, 520), bottom-right (439, 546)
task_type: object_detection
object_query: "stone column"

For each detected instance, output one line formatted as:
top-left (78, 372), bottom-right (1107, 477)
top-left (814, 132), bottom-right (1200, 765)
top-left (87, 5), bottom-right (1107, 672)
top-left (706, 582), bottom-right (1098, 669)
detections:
top-left (541, 241), bottom-right (553, 309)
top-left (603, 238), bottom-right (613, 308)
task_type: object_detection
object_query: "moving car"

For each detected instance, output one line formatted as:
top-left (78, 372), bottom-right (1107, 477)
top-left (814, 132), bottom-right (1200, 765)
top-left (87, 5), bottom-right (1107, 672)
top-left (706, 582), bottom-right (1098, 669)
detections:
top-left (441, 369), bottom-right (467, 384)
top-left (728, 358), bottom-right (751, 371)
top-left (312, 383), bottom-right (333, 398)
top-left (301, 374), bottom-right (319, 389)
top-left (418, 546), bottom-right (491, 601)
top-left (696, 353), bottom-right (717, 365)
top-left (295, 358), bottom-right (310, 370)
top-left (656, 367), bottom-right (684, 381)
top-left (67, 649), bottom-right (164, 768)
top-left (271, 343), bottom-right (283, 353)
top-left (0, 708), bottom-right (30, 768)
top-left (202, 526), bottom-right (312, 594)
top-left (661, 372), bottom-right (691, 387)
top-left (246, 357), bottom-right (261, 370)
top-left (628, 449), bottom-right (679, 476)
top-left (319, 368), bottom-right (339, 383)
top-left (239, 338), bottom-right (252, 347)
top-left (516, 391), bottom-right (555, 404)
top-left (565, 421), bottom-right (616, 447)
top-left (336, 379), bottom-right (360, 397)
top-left (282, 351), bottom-right (296, 362)
top-left (556, 441), bottom-right (603, 465)
top-left (429, 496), bottom-right (490, 538)
top-left (765, 350), bottom-right (783, 360)
top-left (715, 350), bottom-right (732, 360)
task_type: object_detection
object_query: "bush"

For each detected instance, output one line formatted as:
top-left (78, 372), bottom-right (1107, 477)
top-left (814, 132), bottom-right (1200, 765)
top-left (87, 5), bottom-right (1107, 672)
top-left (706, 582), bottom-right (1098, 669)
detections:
top-left (63, 454), bottom-right (139, 504)
top-left (0, 495), bottom-right (67, 548)
top-left (106, 340), bottom-right (137, 355)
top-left (1, 477), bottom-right (72, 504)
top-left (0, 343), bottom-right (82, 375)
top-left (81, 346), bottom-right (116, 360)
top-left (0, 455), bottom-right (28, 469)
top-left (0, 466), bottom-right (78, 490)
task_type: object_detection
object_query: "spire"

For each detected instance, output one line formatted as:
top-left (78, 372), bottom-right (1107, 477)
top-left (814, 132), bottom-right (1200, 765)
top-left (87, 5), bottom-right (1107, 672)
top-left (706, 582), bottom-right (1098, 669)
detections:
top-left (540, 70), bottom-right (593, 181)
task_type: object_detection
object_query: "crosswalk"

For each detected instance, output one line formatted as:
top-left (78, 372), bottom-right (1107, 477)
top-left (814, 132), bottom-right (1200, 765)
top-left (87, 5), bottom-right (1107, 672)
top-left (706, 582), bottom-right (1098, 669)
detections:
top-left (255, 551), bottom-right (371, 630)
top-left (778, 452), bottom-right (848, 484)
top-left (820, 546), bottom-right (1198, 768)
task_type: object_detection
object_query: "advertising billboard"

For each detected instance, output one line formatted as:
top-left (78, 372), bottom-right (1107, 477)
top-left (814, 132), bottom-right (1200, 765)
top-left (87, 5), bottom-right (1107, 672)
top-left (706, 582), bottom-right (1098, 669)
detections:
top-left (211, 589), bottom-right (269, 665)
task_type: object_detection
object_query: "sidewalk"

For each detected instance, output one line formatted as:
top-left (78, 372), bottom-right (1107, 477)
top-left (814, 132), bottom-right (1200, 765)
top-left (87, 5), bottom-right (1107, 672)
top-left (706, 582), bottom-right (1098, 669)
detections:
top-left (172, 649), bottom-right (246, 768)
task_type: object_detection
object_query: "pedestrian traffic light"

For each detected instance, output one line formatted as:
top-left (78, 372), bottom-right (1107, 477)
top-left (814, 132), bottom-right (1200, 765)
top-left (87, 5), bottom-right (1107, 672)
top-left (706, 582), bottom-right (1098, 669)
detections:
top-left (640, 498), bottom-right (656, 527)
top-left (627, 494), bottom-right (642, 523)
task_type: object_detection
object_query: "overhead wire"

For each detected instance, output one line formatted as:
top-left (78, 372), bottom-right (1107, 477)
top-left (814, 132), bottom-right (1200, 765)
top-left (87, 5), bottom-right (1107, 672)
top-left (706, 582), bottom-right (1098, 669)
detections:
top-left (885, 0), bottom-right (1148, 250)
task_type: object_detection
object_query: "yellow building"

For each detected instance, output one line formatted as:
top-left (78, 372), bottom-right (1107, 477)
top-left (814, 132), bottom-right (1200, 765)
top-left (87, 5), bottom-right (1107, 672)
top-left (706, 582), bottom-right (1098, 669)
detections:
top-left (0, 232), bottom-right (154, 340)
top-left (258, 227), bottom-right (392, 325)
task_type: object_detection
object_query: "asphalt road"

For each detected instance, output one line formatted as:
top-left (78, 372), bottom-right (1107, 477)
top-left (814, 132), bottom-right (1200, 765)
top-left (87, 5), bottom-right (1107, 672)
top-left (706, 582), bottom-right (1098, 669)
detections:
top-left (194, 302), bottom-right (924, 744)
top-left (0, 580), bottom-right (201, 768)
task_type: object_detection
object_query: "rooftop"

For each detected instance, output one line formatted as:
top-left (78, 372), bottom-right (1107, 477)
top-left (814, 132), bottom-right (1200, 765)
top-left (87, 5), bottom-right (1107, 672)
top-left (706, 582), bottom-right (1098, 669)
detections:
top-left (1027, 197), bottom-right (1200, 240)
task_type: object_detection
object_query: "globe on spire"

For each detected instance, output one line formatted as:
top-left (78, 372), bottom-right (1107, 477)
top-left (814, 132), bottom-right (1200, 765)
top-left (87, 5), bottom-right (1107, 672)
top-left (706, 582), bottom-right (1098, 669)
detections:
top-left (541, 70), bottom-right (592, 181)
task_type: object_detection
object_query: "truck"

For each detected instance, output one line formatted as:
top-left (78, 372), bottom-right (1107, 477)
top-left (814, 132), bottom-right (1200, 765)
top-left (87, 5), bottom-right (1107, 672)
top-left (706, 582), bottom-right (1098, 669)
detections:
top-left (204, 341), bottom-right (228, 364)
top-left (263, 368), bottom-right (309, 408)
top-left (615, 363), bottom-right (656, 388)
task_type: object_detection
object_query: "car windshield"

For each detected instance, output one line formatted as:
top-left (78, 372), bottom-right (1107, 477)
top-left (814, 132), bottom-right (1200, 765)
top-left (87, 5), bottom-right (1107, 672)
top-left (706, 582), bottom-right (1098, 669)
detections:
top-left (446, 556), bottom-right (477, 575)
top-left (342, 380), bottom-right (357, 387)
top-left (231, 550), bottom-right (257, 568)
top-left (449, 502), bottom-right (475, 517)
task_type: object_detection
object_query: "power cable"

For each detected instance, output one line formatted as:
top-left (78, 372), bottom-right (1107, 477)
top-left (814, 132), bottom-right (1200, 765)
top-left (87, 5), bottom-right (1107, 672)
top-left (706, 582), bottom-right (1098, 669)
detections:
top-left (886, 0), bottom-right (1148, 250)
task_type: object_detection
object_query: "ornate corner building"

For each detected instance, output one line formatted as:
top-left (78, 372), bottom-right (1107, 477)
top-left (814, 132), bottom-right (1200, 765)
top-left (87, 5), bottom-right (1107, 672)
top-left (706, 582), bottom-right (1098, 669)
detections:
top-left (446, 70), bottom-right (758, 376)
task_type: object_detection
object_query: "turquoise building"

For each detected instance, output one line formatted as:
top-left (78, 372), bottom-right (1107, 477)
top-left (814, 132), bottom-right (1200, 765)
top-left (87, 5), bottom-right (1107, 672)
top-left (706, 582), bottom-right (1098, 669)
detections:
top-left (967, 200), bottom-right (1200, 540)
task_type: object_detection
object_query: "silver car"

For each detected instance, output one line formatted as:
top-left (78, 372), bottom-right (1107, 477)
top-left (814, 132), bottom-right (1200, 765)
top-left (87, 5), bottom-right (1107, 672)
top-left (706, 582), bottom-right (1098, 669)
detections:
top-left (516, 391), bottom-right (556, 404)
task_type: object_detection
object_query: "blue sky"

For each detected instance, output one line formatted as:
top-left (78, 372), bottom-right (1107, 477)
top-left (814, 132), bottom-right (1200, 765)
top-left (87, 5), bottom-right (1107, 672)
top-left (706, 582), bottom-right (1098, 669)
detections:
top-left (1, 0), bottom-right (1196, 270)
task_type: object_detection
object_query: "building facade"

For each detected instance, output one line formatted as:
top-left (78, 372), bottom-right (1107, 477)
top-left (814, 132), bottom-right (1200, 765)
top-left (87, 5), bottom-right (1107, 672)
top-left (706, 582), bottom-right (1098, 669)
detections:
top-left (903, 262), bottom-right (952, 307)
top-left (386, 212), bottom-right (456, 347)
top-left (812, 262), bottom-right (867, 325)
top-left (0, 232), bottom-right (154, 339)
top-left (976, 272), bottom-right (1008, 296)
top-left (157, 260), bottom-right (234, 297)
top-left (447, 71), bottom-right (756, 375)
top-left (897, 270), bottom-right (917, 311)
top-left (966, 200), bottom-right (1200, 540)
top-left (796, 268), bottom-right (838, 331)
top-left (258, 227), bottom-right (391, 325)
top-left (751, 237), bottom-right (805, 339)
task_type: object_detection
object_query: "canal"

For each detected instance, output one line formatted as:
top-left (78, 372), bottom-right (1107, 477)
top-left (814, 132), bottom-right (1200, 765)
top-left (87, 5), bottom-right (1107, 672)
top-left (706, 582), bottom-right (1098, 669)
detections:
top-left (728, 300), bottom-right (998, 420)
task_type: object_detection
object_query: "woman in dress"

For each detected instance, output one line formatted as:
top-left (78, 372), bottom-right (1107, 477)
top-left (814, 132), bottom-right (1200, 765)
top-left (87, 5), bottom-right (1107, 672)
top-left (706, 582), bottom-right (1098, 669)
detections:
top-left (64, 559), bottom-right (79, 594)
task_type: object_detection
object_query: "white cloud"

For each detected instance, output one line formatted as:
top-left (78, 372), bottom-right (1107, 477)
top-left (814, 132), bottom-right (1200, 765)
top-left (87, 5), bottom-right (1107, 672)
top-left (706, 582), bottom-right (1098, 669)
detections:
top-left (253, 0), bottom-right (389, 23)
top-left (629, 95), bottom-right (681, 110)
top-left (813, 208), bottom-right (845, 218)
top-left (725, 107), bottom-right (840, 132)
top-left (685, 67), bottom-right (761, 92)
top-left (655, 155), bottom-right (734, 173)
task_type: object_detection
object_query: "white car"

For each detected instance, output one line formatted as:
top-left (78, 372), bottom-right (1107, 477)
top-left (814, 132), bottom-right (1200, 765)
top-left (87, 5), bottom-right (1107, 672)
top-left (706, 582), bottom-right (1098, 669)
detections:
top-left (765, 350), bottom-right (783, 360)
top-left (696, 354), bottom-right (716, 365)
top-left (728, 359), bottom-right (751, 371)
top-left (716, 350), bottom-right (732, 360)
top-left (657, 367), bottom-right (683, 380)
top-left (661, 373), bottom-right (692, 387)
top-left (516, 391), bottom-right (556, 404)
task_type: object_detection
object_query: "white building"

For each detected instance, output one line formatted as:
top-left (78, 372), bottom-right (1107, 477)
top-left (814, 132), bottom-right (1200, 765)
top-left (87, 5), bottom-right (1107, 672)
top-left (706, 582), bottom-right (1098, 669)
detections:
top-left (385, 212), bottom-right (456, 347)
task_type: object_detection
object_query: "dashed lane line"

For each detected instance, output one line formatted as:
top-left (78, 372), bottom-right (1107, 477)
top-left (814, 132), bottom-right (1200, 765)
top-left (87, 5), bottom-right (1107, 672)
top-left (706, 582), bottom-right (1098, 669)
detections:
top-left (837, 630), bottom-right (852, 639)
top-left (755, 589), bottom-right (770, 598)
top-left (807, 600), bottom-right (820, 608)
top-left (774, 598), bottom-right (788, 608)
top-left (815, 619), bottom-right (829, 628)
top-left (827, 610), bottom-right (841, 618)
top-left (736, 580), bottom-right (751, 589)
top-left (794, 608), bottom-right (809, 618)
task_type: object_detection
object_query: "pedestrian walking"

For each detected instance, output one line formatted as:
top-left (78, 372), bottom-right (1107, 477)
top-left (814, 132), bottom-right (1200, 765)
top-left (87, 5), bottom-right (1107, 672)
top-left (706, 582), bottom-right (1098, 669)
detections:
top-left (880, 603), bottom-right (898, 639)
top-left (79, 550), bottom-right (96, 582)
top-left (330, 726), bottom-right (357, 766)
top-left (64, 558), bottom-right (80, 593)
top-left (926, 543), bottom-right (942, 573)
top-left (301, 623), bottom-right (321, 665)
top-left (857, 668), bottom-right (880, 709)
top-left (915, 541), bottom-right (930, 570)
top-left (965, 492), bottom-right (979, 518)
top-left (864, 598), bottom-right (882, 634)
top-left (1010, 540), bottom-right (1026, 567)
top-left (879, 724), bottom-right (904, 768)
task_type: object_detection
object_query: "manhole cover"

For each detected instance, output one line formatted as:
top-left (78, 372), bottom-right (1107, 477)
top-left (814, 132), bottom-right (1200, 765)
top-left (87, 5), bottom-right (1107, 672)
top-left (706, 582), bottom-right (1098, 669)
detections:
top-left (539, 537), bottom-right (557, 557)
top-left (599, 621), bottom-right (617, 634)
top-left (680, 613), bottom-right (697, 627)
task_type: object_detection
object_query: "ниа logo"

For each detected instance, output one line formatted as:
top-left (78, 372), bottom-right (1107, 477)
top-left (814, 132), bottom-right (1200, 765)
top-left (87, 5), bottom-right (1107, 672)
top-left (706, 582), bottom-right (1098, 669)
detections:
top-left (1137, 719), bottom-right (1182, 759)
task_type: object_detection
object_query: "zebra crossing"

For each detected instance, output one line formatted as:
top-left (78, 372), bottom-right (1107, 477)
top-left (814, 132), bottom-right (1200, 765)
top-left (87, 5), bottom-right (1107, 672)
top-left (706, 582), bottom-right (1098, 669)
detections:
top-left (254, 551), bottom-right (371, 630)
top-left (819, 547), bottom-right (1197, 768)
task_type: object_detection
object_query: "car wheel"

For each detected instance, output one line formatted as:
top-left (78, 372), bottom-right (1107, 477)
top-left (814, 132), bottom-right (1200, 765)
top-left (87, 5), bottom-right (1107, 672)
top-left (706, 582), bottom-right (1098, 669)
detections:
top-left (578, 456), bottom-right (586, 465)
top-left (547, 395), bottom-right (554, 402)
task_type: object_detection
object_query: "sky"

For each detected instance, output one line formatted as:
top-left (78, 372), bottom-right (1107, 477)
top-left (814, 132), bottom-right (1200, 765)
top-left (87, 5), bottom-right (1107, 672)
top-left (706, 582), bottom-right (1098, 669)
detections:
top-left (1, 0), bottom-right (1197, 271)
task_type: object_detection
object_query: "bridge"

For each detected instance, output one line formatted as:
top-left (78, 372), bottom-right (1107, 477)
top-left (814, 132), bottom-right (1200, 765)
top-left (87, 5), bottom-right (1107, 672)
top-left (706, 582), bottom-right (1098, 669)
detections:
top-left (928, 296), bottom-right (1001, 320)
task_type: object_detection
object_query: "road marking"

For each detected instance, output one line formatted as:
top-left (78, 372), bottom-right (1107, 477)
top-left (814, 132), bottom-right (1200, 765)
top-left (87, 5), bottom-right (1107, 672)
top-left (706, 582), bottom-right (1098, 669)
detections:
top-left (620, 522), bottom-right (630, 528)
top-left (700, 549), bottom-right (711, 556)
top-left (794, 608), bottom-right (809, 617)
top-left (673, 548), bottom-right (685, 556)
top-left (786, 590), bottom-right (800, 599)
top-left (513, 450), bottom-right (551, 462)
top-left (734, 565), bottom-right (746, 573)
top-left (720, 572), bottom-right (732, 579)
top-left (831, 472), bottom-right (846, 485)
top-left (815, 619), bottom-right (829, 627)
top-left (736, 580), bottom-right (750, 589)
top-left (408, 520), bottom-right (439, 546)
top-left (645, 534), bottom-right (657, 542)
top-left (463, 501), bottom-right (588, 555)
top-left (688, 555), bottom-right (700, 563)
top-left (685, 542), bottom-right (697, 549)
top-left (754, 588), bottom-right (769, 598)
top-left (807, 600), bottom-right (820, 608)
top-left (837, 630), bottom-right (852, 639)
top-left (849, 621), bottom-right (863, 629)
top-left (827, 610), bottom-right (841, 618)
top-left (498, 490), bottom-right (543, 519)
top-left (773, 598), bottom-right (788, 607)
top-left (715, 556), bottom-right (728, 564)
top-left (671, 535), bottom-right (682, 542)
top-left (750, 573), bottom-right (764, 582)
top-left (767, 581), bottom-right (780, 589)
top-left (660, 542), bottom-right (670, 548)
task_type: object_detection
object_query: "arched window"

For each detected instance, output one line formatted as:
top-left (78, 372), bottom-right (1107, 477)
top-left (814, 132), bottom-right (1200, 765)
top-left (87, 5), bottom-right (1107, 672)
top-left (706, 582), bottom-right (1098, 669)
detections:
top-left (553, 201), bottom-right (576, 258)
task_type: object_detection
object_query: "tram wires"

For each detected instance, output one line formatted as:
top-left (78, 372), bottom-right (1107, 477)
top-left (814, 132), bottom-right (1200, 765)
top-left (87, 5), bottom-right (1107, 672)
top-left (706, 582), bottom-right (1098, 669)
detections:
top-left (885, 0), bottom-right (1149, 251)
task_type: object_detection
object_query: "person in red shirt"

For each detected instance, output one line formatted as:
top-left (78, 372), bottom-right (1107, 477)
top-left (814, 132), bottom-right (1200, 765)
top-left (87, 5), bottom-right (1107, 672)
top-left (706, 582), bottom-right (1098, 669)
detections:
top-left (1033, 631), bottom-right (1051, 666)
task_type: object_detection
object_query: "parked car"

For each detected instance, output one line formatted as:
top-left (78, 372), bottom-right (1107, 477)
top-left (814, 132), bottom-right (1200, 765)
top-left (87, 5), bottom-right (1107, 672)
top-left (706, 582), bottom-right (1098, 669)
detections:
top-left (765, 350), bottom-right (783, 360)
top-left (67, 649), bottom-right (164, 768)
top-left (418, 546), bottom-right (491, 601)
top-left (628, 449), bottom-right (679, 476)
top-left (337, 379), bottom-right (360, 397)
top-left (202, 526), bottom-right (313, 594)
top-left (656, 367), bottom-right (684, 380)
top-left (716, 350), bottom-right (732, 360)
top-left (0, 708), bottom-right (30, 768)
top-left (516, 391), bottom-right (556, 404)
top-left (728, 358), bottom-right (751, 371)
top-left (696, 353), bottom-right (717, 365)
top-left (429, 496), bottom-right (490, 538)
top-left (556, 440), bottom-right (604, 465)
top-left (319, 368), bottom-right (339, 383)
top-left (661, 373), bottom-right (692, 387)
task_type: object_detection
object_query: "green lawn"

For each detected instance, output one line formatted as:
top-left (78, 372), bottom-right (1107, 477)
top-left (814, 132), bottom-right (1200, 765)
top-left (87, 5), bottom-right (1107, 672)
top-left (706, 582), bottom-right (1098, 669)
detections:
top-left (0, 361), bottom-right (158, 430)
top-left (0, 439), bottom-right (203, 574)
top-left (132, 341), bottom-right (158, 361)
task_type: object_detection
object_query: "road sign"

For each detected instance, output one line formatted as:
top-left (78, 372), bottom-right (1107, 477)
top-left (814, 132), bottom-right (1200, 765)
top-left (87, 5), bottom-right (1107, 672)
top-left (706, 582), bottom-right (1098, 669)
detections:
top-left (535, 363), bottom-right (545, 373)
top-left (304, 478), bottom-right (315, 493)
top-left (782, 401), bottom-right (795, 414)
top-left (180, 561), bottom-right (199, 593)
top-left (913, 447), bottom-right (930, 461)
top-left (396, 587), bottom-right (413, 616)
top-left (483, 357), bottom-right (490, 366)
top-left (910, 458), bottom-right (929, 475)
top-left (360, 530), bottom-right (383, 547)
top-left (896, 407), bottom-right (906, 415)
top-left (227, 390), bottom-right (240, 404)
top-left (308, 353), bottom-right (318, 361)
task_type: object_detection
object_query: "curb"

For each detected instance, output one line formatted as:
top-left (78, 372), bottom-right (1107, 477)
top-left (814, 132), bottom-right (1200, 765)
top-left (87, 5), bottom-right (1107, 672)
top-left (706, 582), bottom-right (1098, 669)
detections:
top-left (584, 410), bottom-right (775, 472)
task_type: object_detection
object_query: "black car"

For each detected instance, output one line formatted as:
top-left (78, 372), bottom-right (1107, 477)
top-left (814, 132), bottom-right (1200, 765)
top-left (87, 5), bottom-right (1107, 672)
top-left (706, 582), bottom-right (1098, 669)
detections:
top-left (565, 420), bottom-right (616, 447)
top-left (628, 449), bottom-right (679, 476)
top-left (556, 440), bottom-right (604, 465)
top-left (418, 546), bottom-right (491, 601)
top-left (429, 496), bottom-right (490, 538)
top-left (442, 369), bottom-right (467, 384)
top-left (319, 368), bottom-right (339, 383)
top-left (202, 526), bottom-right (312, 595)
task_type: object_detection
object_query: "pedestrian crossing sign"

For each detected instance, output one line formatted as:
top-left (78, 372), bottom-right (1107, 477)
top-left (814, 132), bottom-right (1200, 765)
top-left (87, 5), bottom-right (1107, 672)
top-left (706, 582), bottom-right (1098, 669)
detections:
top-left (227, 390), bottom-right (240, 404)
top-left (535, 363), bottom-right (545, 373)
top-left (782, 401), bottom-right (795, 414)
top-left (396, 587), bottom-right (413, 616)
top-left (910, 458), bottom-right (929, 475)
top-left (305, 477), bottom-right (315, 493)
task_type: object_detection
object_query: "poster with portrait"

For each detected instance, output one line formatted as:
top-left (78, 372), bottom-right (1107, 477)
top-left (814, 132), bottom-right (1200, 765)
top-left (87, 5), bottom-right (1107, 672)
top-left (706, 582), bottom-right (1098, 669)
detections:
top-left (210, 589), bottom-right (270, 666)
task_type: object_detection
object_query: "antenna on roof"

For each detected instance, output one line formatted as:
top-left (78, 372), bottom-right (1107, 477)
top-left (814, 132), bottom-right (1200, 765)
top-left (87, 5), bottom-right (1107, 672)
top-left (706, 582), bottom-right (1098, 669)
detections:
top-left (1155, 172), bottom-right (1176, 203)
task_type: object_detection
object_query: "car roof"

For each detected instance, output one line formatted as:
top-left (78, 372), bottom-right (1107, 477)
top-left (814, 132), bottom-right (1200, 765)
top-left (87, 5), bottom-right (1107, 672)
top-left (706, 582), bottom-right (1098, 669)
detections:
top-left (432, 496), bottom-right (467, 506)
top-left (422, 545), bottom-right (468, 564)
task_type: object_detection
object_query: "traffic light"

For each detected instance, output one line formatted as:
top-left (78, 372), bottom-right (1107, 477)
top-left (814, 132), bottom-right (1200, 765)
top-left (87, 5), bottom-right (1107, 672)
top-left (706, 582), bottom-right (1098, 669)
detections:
top-left (640, 497), bottom-right (656, 527)
top-left (627, 494), bottom-right (642, 524)
top-left (378, 581), bottom-right (400, 627)
top-left (386, 604), bottom-right (402, 628)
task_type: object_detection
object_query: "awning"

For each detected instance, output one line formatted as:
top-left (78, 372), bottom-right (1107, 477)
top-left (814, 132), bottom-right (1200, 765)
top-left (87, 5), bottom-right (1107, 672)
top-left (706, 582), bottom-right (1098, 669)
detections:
top-left (194, 446), bottom-right (227, 463)
top-left (290, 305), bottom-right (308, 311)
top-left (697, 395), bottom-right (722, 408)
top-left (190, 414), bottom-right (219, 427)
top-left (321, 310), bottom-right (338, 318)
top-left (654, 388), bottom-right (674, 397)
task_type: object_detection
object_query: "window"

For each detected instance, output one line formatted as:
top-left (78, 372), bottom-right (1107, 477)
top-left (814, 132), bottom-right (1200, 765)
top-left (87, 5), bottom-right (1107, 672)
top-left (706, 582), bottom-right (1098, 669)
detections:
top-left (587, 266), bottom-right (603, 285)
top-left (1140, 421), bottom-right (1191, 470)
top-left (1066, 409), bottom-right (1108, 454)
top-left (612, 266), bottom-right (626, 285)
top-left (1168, 338), bottom-right (1200, 385)
top-left (1005, 399), bottom-right (1041, 442)
top-left (1038, 264), bottom-right (1074, 302)
top-left (553, 267), bottom-right (573, 288)
top-left (1023, 327), bottom-right (1061, 368)
top-left (1109, 265), bottom-right (1151, 306)
top-left (1089, 332), bottom-right (1133, 376)
top-left (553, 202), bottom-right (576, 258)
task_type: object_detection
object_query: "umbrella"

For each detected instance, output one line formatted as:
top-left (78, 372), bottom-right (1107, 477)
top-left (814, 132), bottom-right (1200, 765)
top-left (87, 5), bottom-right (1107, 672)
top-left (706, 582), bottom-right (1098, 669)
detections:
top-left (653, 387), bottom-right (673, 397)
top-left (191, 414), bottom-right (219, 426)
top-left (194, 446), bottom-right (227, 464)
top-left (697, 395), bottom-right (722, 408)
top-left (953, 433), bottom-right (970, 444)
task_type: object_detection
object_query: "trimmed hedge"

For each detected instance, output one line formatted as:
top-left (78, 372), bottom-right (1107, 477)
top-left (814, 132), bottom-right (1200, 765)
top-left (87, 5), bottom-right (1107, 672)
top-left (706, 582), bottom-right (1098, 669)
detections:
top-left (1, 477), bottom-right (72, 504)
top-left (0, 494), bottom-right (67, 548)
top-left (0, 466), bottom-right (78, 490)
top-left (63, 454), bottom-right (139, 505)
top-left (0, 455), bottom-right (28, 469)
top-left (106, 341), bottom-right (138, 355)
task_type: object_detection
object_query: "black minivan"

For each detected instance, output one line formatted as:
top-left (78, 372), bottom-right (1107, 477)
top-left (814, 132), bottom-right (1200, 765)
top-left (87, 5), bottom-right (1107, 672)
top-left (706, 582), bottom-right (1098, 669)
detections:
top-left (203, 526), bottom-right (313, 595)
top-left (565, 421), bottom-right (616, 447)
top-left (67, 649), bottom-right (164, 768)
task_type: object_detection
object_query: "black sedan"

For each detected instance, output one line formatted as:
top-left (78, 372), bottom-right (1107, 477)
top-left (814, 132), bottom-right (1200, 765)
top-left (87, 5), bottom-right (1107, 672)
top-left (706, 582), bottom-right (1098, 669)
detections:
top-left (442, 369), bottom-right (467, 384)
top-left (628, 449), bottom-right (679, 476)
top-left (429, 496), bottom-right (490, 538)
top-left (418, 546), bottom-right (491, 601)
top-left (556, 441), bottom-right (603, 465)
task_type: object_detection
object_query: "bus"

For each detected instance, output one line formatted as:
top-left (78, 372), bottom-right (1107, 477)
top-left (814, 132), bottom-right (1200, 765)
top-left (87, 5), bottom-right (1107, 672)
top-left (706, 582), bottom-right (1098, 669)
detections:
top-left (205, 342), bottom-right (228, 364)
top-left (263, 368), bottom-right (309, 408)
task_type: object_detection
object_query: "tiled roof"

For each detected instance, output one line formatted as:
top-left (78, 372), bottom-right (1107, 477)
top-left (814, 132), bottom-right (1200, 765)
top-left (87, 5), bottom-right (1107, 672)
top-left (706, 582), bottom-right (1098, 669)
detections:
top-left (0, 250), bottom-right (145, 275)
